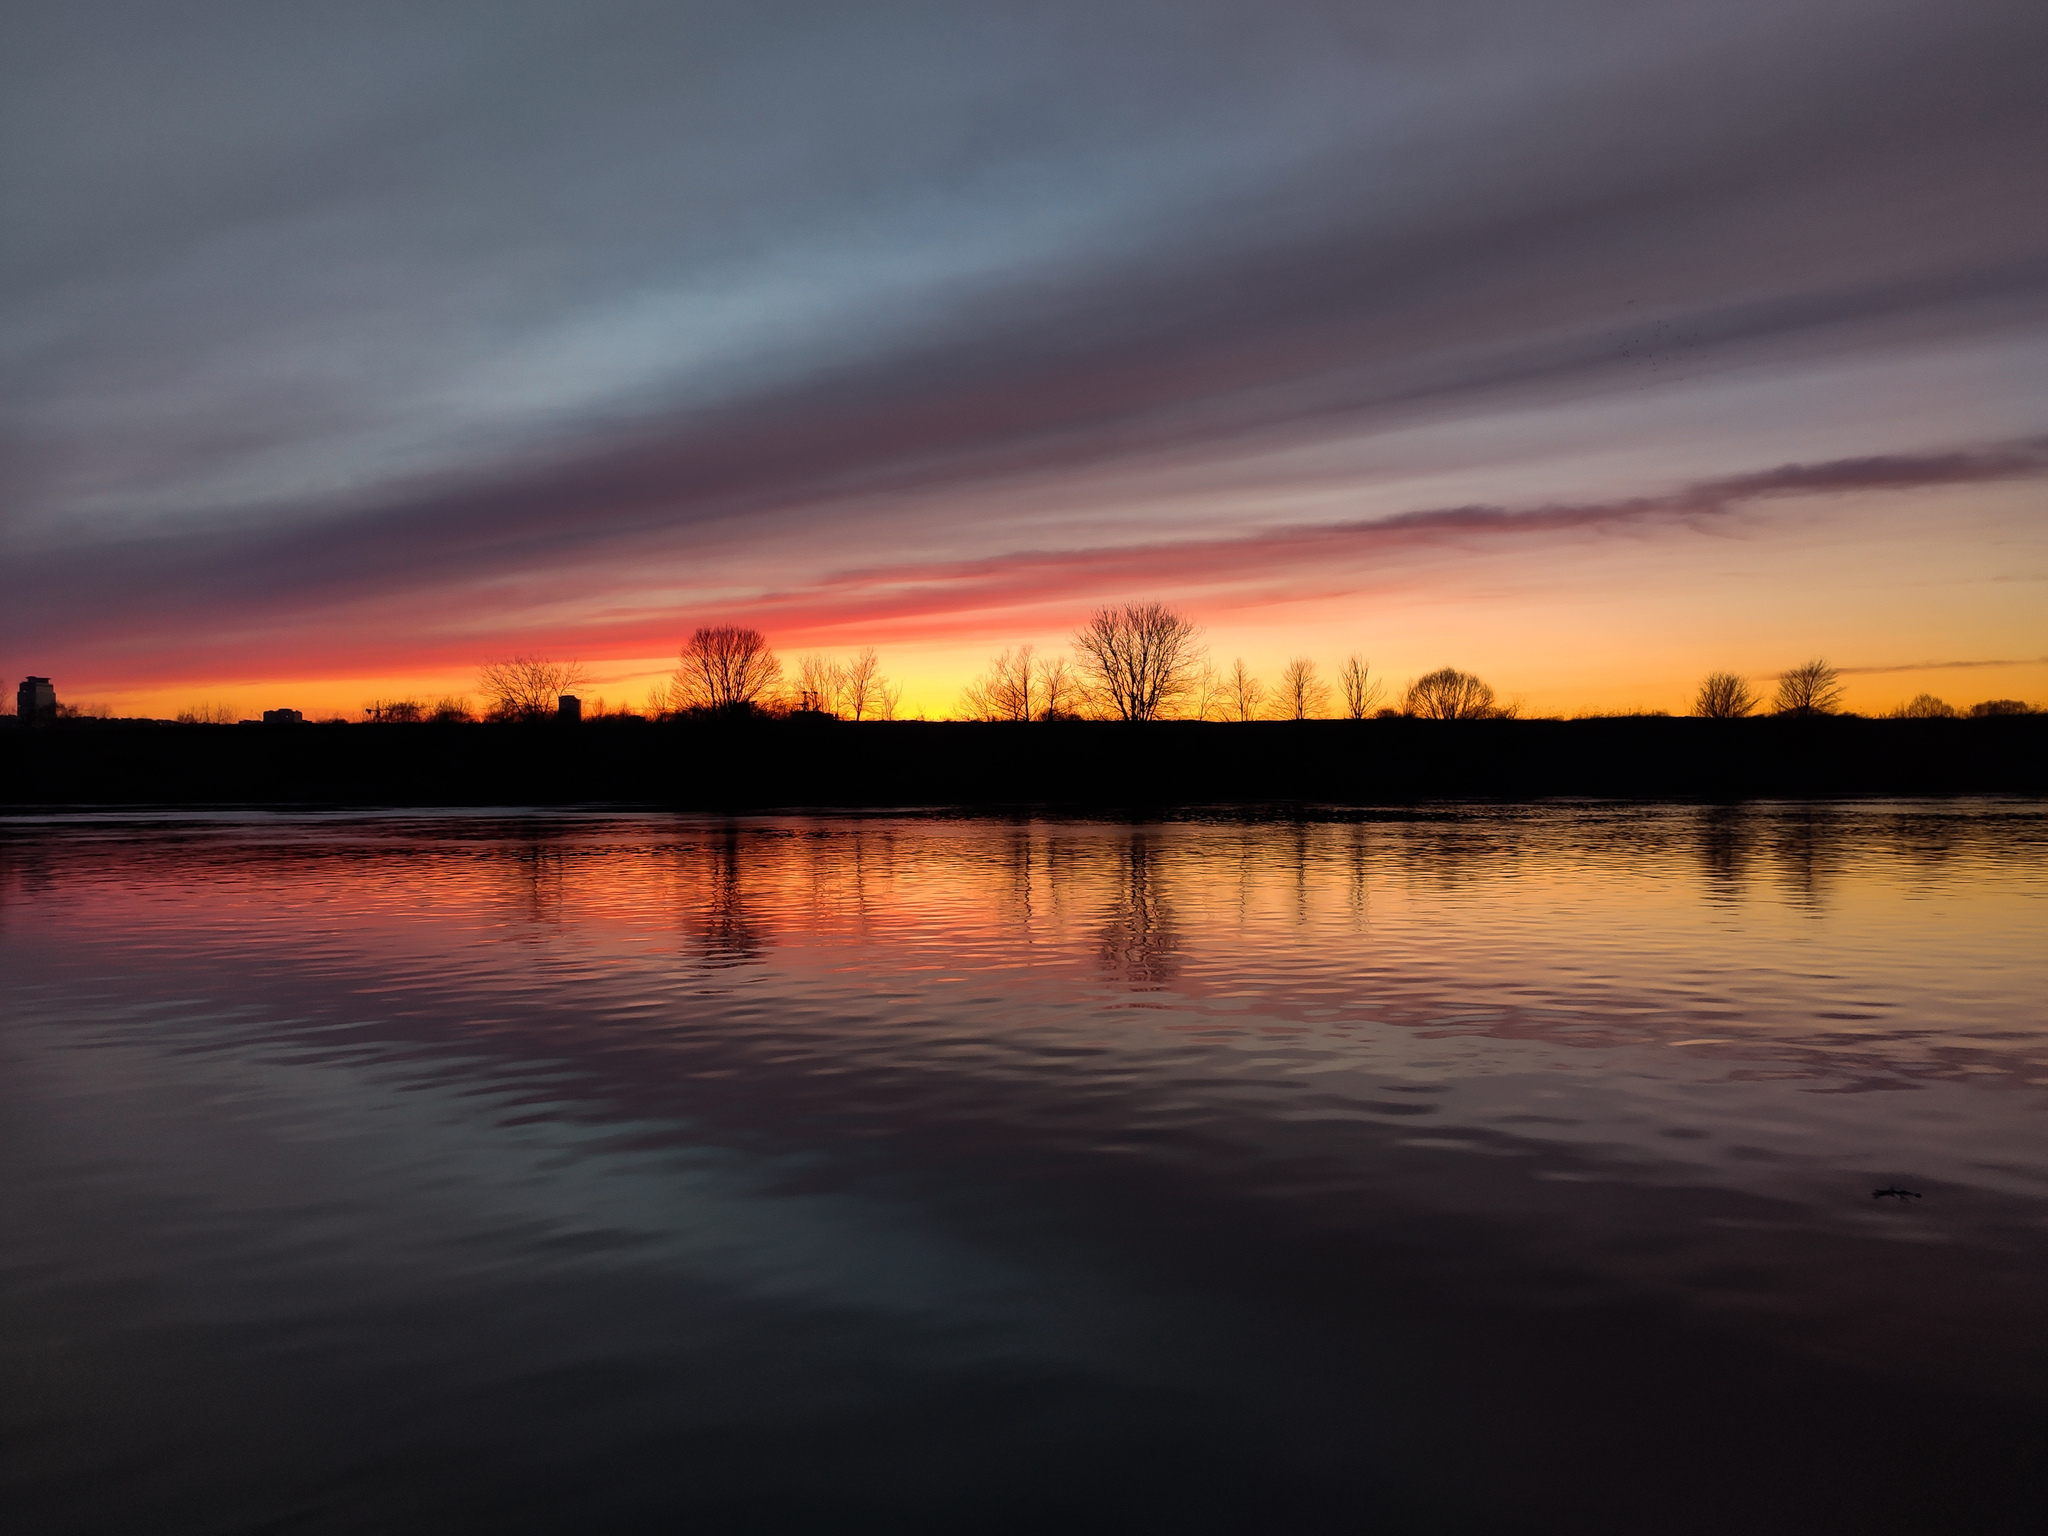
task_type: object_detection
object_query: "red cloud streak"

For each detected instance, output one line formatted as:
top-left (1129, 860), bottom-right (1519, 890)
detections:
top-left (35, 438), bottom-right (2048, 687)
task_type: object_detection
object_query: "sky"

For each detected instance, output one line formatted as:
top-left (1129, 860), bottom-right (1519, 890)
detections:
top-left (3, 0), bottom-right (2045, 719)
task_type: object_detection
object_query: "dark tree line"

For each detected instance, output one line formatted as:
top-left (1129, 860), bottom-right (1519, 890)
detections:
top-left (389, 612), bottom-right (2036, 727)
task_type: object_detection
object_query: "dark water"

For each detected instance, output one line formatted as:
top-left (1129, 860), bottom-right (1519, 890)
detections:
top-left (2, 805), bottom-right (2044, 1534)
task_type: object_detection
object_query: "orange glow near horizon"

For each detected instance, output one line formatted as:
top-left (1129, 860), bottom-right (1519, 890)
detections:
top-left (35, 476), bottom-right (2046, 723)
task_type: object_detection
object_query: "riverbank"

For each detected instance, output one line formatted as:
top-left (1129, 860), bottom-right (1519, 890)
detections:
top-left (4, 715), bottom-right (2043, 809)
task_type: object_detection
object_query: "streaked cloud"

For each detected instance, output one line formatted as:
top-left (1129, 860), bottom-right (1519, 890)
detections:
top-left (1833, 657), bottom-right (2048, 676)
top-left (2, 1), bottom-right (2044, 704)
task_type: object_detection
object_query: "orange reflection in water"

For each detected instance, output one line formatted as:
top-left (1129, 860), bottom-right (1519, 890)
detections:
top-left (7, 804), bottom-right (2042, 1095)
top-left (3, 802), bottom-right (2047, 1531)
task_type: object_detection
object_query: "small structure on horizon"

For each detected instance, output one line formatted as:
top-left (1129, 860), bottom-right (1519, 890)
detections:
top-left (262, 708), bottom-right (304, 725)
top-left (16, 676), bottom-right (56, 723)
top-left (558, 695), bottom-right (582, 724)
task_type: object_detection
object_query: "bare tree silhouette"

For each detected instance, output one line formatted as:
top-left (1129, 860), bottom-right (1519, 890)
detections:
top-left (1772, 658), bottom-right (1844, 716)
top-left (478, 656), bottom-right (589, 723)
top-left (961, 646), bottom-right (1090, 720)
top-left (1693, 671), bottom-right (1758, 719)
top-left (1073, 602), bottom-right (1203, 721)
top-left (792, 653), bottom-right (843, 714)
top-left (1338, 655), bottom-right (1381, 719)
top-left (1968, 699), bottom-right (2032, 717)
top-left (1039, 655), bottom-right (1087, 719)
top-left (1403, 668), bottom-right (1504, 719)
top-left (1184, 660), bottom-right (1225, 721)
top-left (1226, 658), bottom-right (1264, 722)
top-left (841, 648), bottom-right (884, 721)
top-left (670, 626), bottom-right (782, 714)
top-left (961, 646), bottom-right (1037, 720)
top-left (1277, 657), bottom-right (1329, 719)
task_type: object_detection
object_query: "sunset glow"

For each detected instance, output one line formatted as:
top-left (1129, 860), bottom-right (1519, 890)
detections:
top-left (5, 6), bottom-right (2046, 1520)
top-left (5, 4), bottom-right (2043, 720)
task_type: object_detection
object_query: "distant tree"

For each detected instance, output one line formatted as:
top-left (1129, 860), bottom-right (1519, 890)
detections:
top-left (54, 701), bottom-right (114, 719)
top-left (1891, 693), bottom-right (1957, 719)
top-left (1182, 660), bottom-right (1225, 721)
top-left (1276, 657), bottom-right (1329, 720)
top-left (364, 698), bottom-right (427, 723)
top-left (1772, 658), bottom-right (1844, 716)
top-left (958, 647), bottom-right (1087, 720)
top-left (998, 646), bottom-right (1037, 720)
top-left (792, 654), bottom-right (843, 715)
top-left (961, 646), bottom-right (1038, 721)
top-left (876, 681), bottom-right (904, 721)
top-left (1042, 656), bottom-right (1087, 719)
top-left (478, 656), bottom-right (588, 723)
top-left (1693, 672), bottom-right (1757, 719)
top-left (1226, 658), bottom-right (1264, 722)
top-left (174, 701), bottom-right (238, 725)
top-left (672, 626), bottom-right (781, 714)
top-left (1403, 668), bottom-right (1503, 720)
top-left (958, 668), bottom-right (999, 721)
top-left (1338, 655), bottom-right (1381, 719)
top-left (841, 648), bottom-right (884, 721)
top-left (1968, 698), bottom-right (2032, 717)
top-left (1073, 602), bottom-right (1203, 721)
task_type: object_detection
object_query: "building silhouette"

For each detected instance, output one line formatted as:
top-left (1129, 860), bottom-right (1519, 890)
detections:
top-left (16, 676), bottom-right (56, 723)
top-left (262, 708), bottom-right (304, 725)
top-left (558, 695), bottom-right (582, 724)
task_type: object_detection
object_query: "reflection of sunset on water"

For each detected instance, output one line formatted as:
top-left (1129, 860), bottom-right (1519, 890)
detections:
top-left (10, 808), bottom-right (2039, 1096)
top-left (3, 804), bottom-right (2045, 1530)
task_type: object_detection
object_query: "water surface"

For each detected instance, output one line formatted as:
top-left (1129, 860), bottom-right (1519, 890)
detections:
top-left (3, 805), bottom-right (2044, 1532)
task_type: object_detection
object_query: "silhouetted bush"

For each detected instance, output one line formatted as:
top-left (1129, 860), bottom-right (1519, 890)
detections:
top-left (1694, 672), bottom-right (1757, 718)
top-left (1771, 658), bottom-right (1843, 715)
top-left (1403, 668), bottom-right (1508, 719)
top-left (1891, 693), bottom-right (1956, 719)
top-left (173, 702), bottom-right (238, 725)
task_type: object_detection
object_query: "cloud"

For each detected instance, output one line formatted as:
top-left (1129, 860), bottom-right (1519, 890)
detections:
top-left (1831, 657), bottom-right (2048, 676)
top-left (16, 435), bottom-right (2046, 685)
top-left (719, 439), bottom-right (2048, 633)
top-left (2, 2), bottom-right (2044, 688)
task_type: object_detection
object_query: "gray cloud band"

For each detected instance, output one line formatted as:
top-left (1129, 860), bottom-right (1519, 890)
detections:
top-left (9, 435), bottom-right (2045, 676)
top-left (2, 1), bottom-right (2044, 670)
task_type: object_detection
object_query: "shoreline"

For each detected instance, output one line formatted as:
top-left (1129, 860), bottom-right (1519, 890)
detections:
top-left (4, 716), bottom-right (2042, 809)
